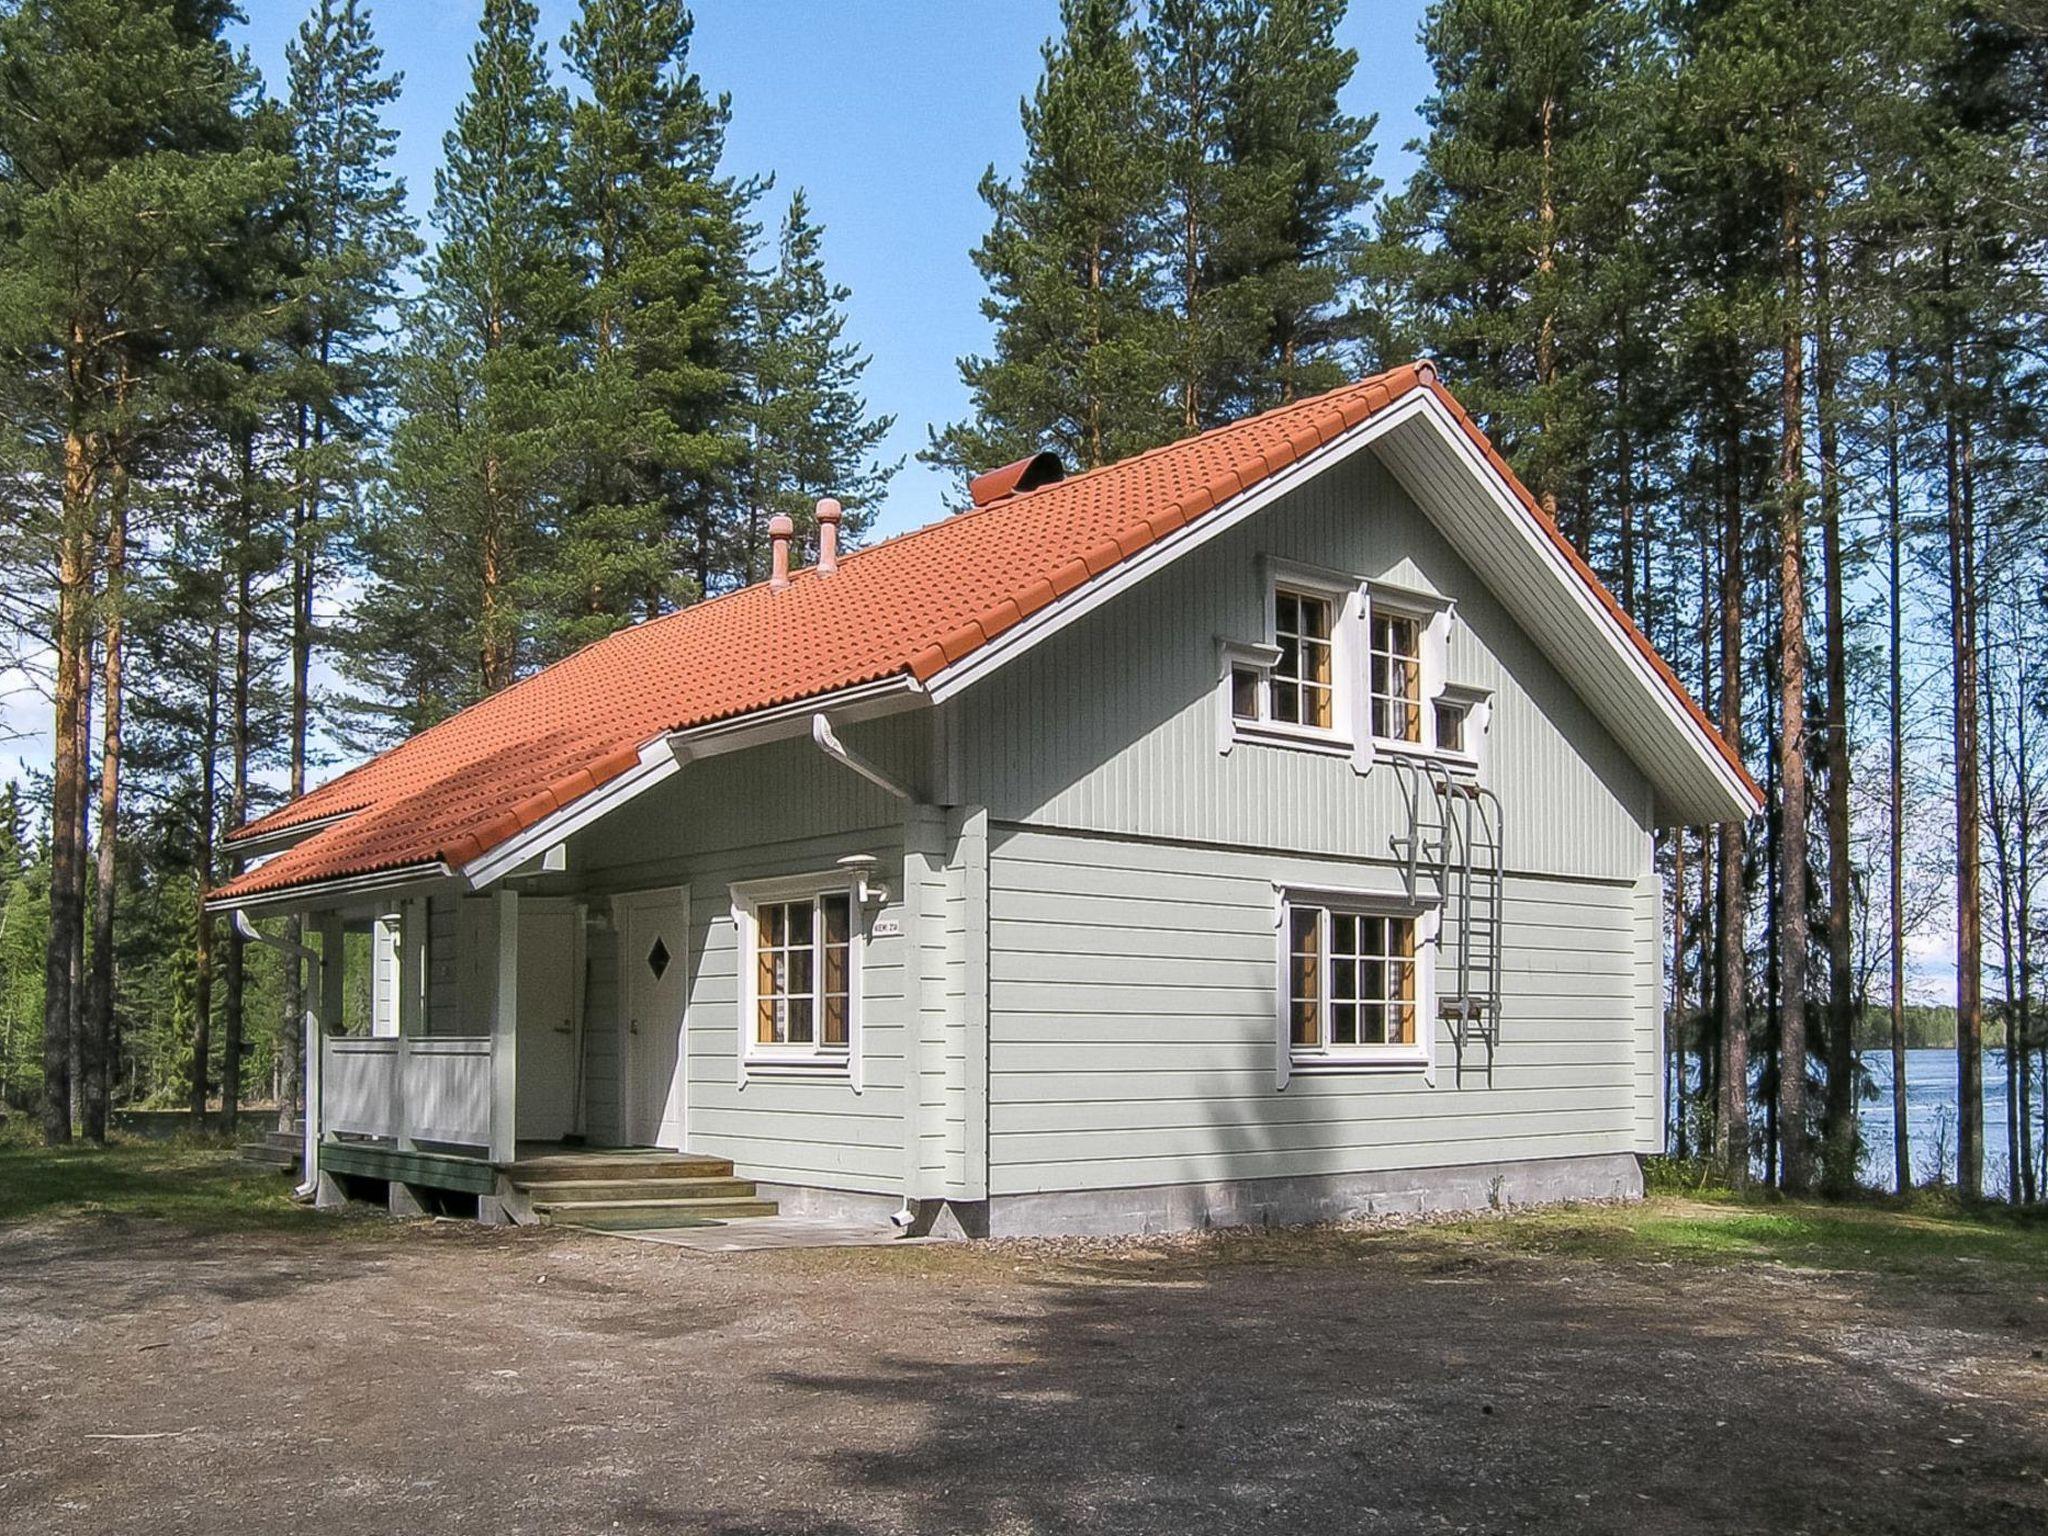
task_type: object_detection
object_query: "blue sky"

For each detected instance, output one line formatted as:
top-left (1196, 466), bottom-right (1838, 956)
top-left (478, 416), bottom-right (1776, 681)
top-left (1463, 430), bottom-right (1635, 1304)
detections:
top-left (232, 0), bottom-right (1436, 540)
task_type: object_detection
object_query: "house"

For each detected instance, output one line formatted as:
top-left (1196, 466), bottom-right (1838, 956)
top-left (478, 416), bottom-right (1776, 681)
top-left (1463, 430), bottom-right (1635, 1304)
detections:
top-left (209, 362), bottom-right (1760, 1238)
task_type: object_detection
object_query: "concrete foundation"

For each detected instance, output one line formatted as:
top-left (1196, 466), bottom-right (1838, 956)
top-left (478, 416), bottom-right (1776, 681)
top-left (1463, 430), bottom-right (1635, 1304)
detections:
top-left (750, 1153), bottom-right (1641, 1241)
top-left (979, 1152), bottom-right (1644, 1239)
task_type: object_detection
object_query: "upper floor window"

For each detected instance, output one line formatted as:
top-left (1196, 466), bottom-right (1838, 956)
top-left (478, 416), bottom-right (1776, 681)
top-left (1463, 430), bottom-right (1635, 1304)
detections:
top-left (1272, 588), bottom-right (1334, 730)
top-left (1369, 611), bottom-right (1423, 743)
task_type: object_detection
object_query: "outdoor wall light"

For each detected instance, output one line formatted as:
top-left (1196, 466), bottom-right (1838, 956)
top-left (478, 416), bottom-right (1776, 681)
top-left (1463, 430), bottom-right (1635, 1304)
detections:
top-left (838, 853), bottom-right (888, 908)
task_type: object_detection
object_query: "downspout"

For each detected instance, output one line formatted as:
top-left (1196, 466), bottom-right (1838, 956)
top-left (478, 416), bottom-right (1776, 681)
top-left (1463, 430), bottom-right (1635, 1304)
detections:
top-left (810, 713), bottom-right (913, 802)
top-left (233, 911), bottom-right (323, 1200)
top-left (810, 712), bottom-right (924, 1231)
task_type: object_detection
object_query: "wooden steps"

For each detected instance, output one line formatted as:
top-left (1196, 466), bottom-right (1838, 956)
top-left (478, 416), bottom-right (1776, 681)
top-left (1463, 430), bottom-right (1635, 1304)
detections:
top-left (239, 1124), bottom-right (302, 1174)
top-left (502, 1150), bottom-right (778, 1232)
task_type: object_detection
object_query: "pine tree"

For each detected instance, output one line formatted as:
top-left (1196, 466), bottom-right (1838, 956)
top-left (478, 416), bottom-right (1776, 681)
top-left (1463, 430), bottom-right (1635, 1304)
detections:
top-left (1143, 0), bottom-right (1257, 433)
top-left (1381, 0), bottom-right (1655, 545)
top-left (276, 0), bottom-right (415, 1133)
top-left (731, 191), bottom-right (897, 579)
top-left (929, 0), bottom-right (1169, 483)
top-left (349, 0), bottom-right (577, 740)
top-left (0, 0), bottom-right (288, 1142)
top-left (1210, 0), bottom-right (1378, 414)
top-left (551, 0), bottom-right (756, 633)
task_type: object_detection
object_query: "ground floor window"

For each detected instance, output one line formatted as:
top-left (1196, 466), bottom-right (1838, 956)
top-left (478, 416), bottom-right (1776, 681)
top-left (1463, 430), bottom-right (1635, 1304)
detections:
top-left (1283, 895), bottom-right (1428, 1067)
top-left (734, 877), bottom-right (859, 1072)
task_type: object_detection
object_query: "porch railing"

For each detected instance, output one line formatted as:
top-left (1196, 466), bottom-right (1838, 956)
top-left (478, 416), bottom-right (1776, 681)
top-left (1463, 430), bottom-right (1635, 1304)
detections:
top-left (323, 1034), bottom-right (491, 1149)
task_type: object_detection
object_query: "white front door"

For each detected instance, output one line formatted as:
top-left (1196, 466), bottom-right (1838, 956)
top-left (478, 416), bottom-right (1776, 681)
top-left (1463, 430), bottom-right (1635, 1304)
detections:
top-left (515, 901), bottom-right (581, 1143)
top-left (620, 887), bottom-right (688, 1149)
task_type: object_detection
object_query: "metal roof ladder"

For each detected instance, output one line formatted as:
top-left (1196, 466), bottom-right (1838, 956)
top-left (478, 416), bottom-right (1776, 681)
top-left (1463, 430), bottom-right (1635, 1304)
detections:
top-left (1389, 756), bottom-right (1505, 1085)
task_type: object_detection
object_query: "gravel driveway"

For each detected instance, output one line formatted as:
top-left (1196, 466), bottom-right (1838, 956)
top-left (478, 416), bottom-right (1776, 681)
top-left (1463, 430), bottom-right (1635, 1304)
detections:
top-left (1, 1208), bottom-right (2042, 1534)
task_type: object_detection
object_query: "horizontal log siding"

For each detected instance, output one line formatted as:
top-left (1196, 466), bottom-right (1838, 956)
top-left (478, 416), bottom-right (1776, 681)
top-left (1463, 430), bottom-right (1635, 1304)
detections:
top-left (987, 825), bottom-right (1644, 1196)
top-left (948, 450), bottom-right (1655, 885)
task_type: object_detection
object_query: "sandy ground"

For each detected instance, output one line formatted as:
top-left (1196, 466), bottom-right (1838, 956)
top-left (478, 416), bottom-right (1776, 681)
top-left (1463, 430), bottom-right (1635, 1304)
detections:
top-left (1, 1209), bottom-right (2043, 1535)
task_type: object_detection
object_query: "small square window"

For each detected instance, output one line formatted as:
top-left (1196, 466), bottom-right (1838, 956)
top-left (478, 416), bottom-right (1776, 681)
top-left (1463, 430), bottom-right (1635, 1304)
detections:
top-left (1231, 665), bottom-right (1262, 722)
top-left (1435, 700), bottom-right (1467, 755)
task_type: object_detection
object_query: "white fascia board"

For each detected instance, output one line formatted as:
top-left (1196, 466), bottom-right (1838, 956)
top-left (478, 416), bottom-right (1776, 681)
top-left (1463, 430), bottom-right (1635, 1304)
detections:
top-left (923, 390), bottom-right (1435, 705)
top-left (462, 736), bottom-right (682, 889)
top-left (1390, 395), bottom-right (1760, 823)
top-left (204, 861), bottom-right (457, 917)
top-left (461, 675), bottom-right (928, 890)
top-left (672, 673), bottom-right (925, 760)
top-left (221, 807), bottom-right (359, 860)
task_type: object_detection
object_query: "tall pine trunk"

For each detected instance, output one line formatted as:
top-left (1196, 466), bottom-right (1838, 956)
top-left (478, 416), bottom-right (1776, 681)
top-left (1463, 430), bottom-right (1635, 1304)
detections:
top-left (42, 365), bottom-right (97, 1146)
top-left (83, 468), bottom-right (127, 1144)
top-left (223, 452), bottom-right (255, 1135)
top-left (190, 621), bottom-right (221, 1121)
top-left (1815, 236), bottom-right (1855, 1193)
top-left (1715, 411), bottom-right (1750, 1185)
top-left (1773, 176), bottom-right (1812, 1194)
top-left (1946, 341), bottom-right (1983, 1200)
top-left (1885, 351), bottom-right (1909, 1192)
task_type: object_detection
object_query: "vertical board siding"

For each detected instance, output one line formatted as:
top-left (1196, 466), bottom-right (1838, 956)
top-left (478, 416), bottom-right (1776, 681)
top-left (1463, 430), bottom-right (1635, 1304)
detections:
top-left (949, 450), bottom-right (1653, 885)
top-left (987, 825), bottom-right (1643, 1195)
top-left (580, 925), bottom-right (623, 1145)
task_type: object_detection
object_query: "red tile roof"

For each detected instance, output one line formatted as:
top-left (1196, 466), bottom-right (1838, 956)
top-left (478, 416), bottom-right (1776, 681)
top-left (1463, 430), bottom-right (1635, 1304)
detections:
top-left (214, 363), bottom-right (1755, 904)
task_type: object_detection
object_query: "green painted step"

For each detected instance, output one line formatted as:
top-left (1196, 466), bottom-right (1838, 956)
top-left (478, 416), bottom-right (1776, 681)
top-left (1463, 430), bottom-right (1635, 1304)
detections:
top-left (239, 1142), bottom-right (297, 1170)
top-left (531, 1195), bottom-right (779, 1231)
top-left (510, 1176), bottom-right (757, 1204)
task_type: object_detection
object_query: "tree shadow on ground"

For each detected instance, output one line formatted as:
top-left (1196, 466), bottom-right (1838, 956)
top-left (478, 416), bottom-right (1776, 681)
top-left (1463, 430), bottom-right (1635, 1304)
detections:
top-left (745, 1231), bottom-right (2048, 1536)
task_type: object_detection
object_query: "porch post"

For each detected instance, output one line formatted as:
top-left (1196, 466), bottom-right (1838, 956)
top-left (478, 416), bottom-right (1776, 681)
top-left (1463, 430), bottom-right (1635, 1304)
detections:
top-left (312, 912), bottom-right (345, 1200)
top-left (394, 897), bottom-right (424, 1150)
top-left (489, 888), bottom-right (519, 1165)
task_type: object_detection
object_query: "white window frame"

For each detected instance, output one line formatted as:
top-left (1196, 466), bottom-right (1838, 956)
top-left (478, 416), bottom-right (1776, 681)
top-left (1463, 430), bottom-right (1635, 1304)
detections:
top-left (1360, 581), bottom-right (1455, 757)
top-left (1273, 885), bottom-right (1437, 1084)
top-left (1223, 561), bottom-right (1368, 768)
top-left (1221, 565), bottom-right (1488, 779)
top-left (731, 872), bottom-right (863, 1085)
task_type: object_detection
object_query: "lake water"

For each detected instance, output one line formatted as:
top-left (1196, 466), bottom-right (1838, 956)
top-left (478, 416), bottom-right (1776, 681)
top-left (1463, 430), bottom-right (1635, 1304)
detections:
top-left (1681, 1047), bottom-right (2038, 1196)
top-left (1857, 1048), bottom-right (2035, 1197)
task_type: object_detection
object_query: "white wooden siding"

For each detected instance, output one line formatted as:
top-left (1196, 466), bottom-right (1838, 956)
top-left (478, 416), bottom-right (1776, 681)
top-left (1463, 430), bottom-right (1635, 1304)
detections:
top-left (987, 825), bottom-right (1643, 1196)
top-left (580, 925), bottom-right (623, 1145)
top-left (569, 725), bottom-right (925, 1190)
top-left (948, 450), bottom-right (1654, 885)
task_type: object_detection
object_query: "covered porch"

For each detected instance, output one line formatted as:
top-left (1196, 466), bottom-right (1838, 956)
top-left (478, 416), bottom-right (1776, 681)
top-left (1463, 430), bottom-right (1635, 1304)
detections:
top-left (280, 885), bottom-right (724, 1226)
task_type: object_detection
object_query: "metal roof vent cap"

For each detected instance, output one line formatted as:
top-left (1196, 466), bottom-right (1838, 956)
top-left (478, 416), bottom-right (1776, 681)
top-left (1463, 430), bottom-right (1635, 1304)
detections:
top-left (967, 450), bottom-right (1064, 509)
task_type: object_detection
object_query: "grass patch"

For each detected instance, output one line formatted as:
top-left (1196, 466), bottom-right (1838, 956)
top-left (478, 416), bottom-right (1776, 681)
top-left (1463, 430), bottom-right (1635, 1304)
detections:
top-left (0, 1125), bottom-right (317, 1233)
top-left (1436, 1191), bottom-right (2048, 1277)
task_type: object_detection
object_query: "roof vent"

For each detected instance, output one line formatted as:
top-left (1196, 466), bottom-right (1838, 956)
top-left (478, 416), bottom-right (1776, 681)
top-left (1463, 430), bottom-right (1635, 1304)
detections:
top-left (968, 450), bottom-right (1064, 508)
